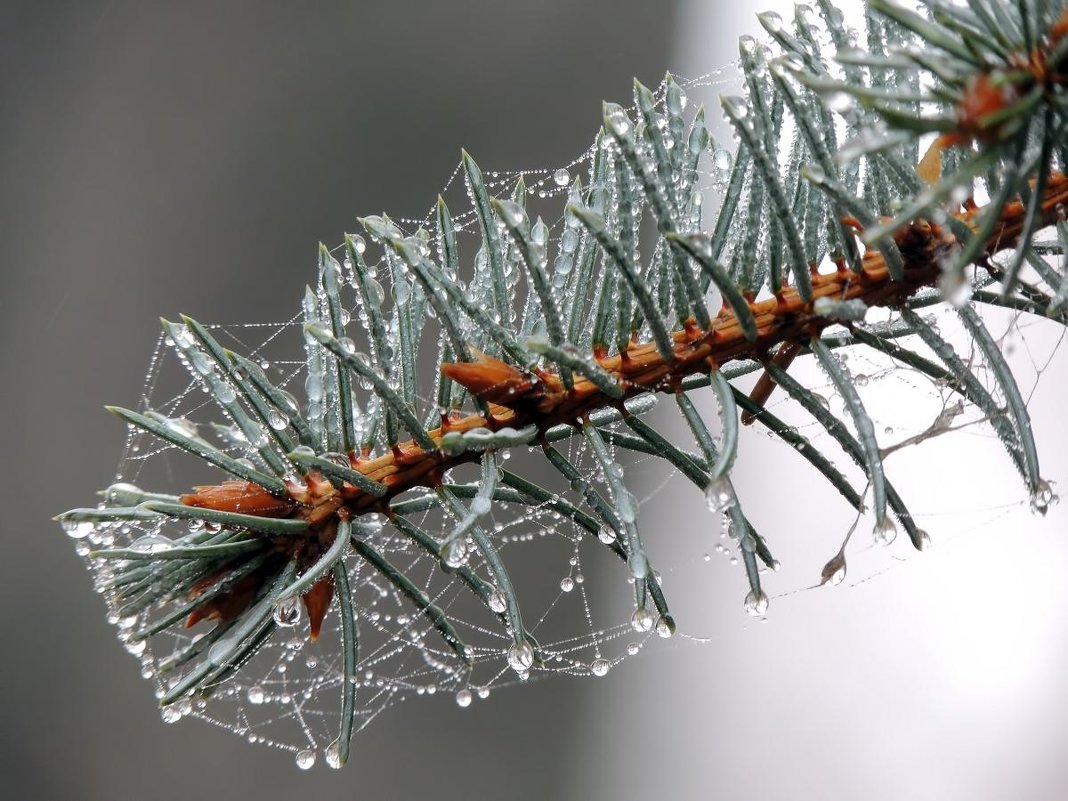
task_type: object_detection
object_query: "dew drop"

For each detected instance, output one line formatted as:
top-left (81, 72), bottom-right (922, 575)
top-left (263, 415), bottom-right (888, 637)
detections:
top-left (268, 410), bottom-right (289, 431)
top-left (616, 489), bottom-right (638, 523)
top-left (827, 91), bottom-right (855, 115)
top-left (605, 104), bottom-right (632, 137)
top-left (760, 10), bottom-right (784, 33)
top-left (444, 540), bottom-right (469, 569)
top-left (553, 168), bottom-right (571, 187)
top-left (630, 606), bottom-right (655, 632)
top-left (487, 588), bottom-right (507, 614)
top-left (743, 589), bottom-right (769, 616)
top-left (872, 517), bottom-right (897, 546)
top-left (295, 749), bottom-right (316, 770)
top-left (597, 524), bottom-right (617, 544)
top-left (820, 552), bottom-right (847, 586)
top-left (64, 520), bottom-right (94, 540)
top-left (704, 477), bottom-right (735, 512)
top-left (560, 576), bottom-right (575, 592)
top-left (325, 739), bottom-right (343, 769)
top-left (161, 705), bottom-right (181, 724)
top-left (455, 689), bottom-right (473, 708)
top-left (174, 325), bottom-right (194, 347)
top-left (506, 640), bottom-right (535, 673)
top-left (655, 615), bottom-right (676, 638)
top-left (590, 659), bottom-right (610, 677)
top-left (1030, 479), bottom-right (1058, 516)
top-left (273, 596), bottom-right (302, 627)
top-left (247, 685), bottom-right (266, 704)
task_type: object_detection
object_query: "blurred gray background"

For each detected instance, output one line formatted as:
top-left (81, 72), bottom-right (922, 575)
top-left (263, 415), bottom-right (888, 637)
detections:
top-left (4, 1), bottom-right (1068, 800)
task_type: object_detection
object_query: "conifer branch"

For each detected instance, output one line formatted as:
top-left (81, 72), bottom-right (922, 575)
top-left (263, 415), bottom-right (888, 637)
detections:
top-left (59, 0), bottom-right (1068, 762)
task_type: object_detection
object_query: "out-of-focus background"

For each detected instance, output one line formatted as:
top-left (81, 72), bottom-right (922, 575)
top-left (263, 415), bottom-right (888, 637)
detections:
top-left (3, 1), bottom-right (1068, 799)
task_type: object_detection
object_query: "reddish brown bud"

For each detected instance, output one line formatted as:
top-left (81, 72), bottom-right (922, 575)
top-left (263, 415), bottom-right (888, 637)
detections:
top-left (302, 575), bottom-right (335, 641)
top-left (440, 348), bottom-right (535, 405)
top-left (180, 480), bottom-right (294, 517)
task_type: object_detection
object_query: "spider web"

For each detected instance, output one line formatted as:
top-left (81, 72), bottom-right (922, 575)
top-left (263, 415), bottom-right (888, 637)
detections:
top-left (62, 55), bottom-right (1067, 768)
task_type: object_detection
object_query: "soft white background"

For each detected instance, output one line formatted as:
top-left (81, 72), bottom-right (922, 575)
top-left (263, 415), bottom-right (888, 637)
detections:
top-left (570, 2), bottom-right (1068, 799)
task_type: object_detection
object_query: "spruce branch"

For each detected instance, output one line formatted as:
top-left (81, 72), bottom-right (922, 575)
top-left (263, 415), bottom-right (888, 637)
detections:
top-left (59, 0), bottom-right (1068, 764)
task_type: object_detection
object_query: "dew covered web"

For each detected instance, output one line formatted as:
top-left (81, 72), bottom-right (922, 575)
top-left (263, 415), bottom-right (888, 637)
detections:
top-left (62, 51), bottom-right (1066, 769)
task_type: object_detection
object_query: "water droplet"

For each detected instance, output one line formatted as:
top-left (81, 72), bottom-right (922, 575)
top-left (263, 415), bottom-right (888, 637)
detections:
top-left (917, 529), bottom-right (932, 550)
top-left (827, 91), bottom-right (855, 116)
top-left (174, 325), bottom-right (194, 347)
top-left (1030, 479), bottom-right (1058, 515)
top-left (161, 705), bottom-right (181, 724)
top-left (487, 588), bottom-right (507, 614)
top-left (604, 104), bottom-right (632, 137)
top-left (597, 524), bottom-right (616, 544)
top-left (471, 495), bottom-right (492, 516)
top-left (295, 749), bottom-right (316, 770)
top-left (214, 378), bottom-right (237, 403)
top-left (704, 477), bottom-right (735, 512)
top-left (872, 516), bottom-right (897, 546)
top-left (655, 615), bottom-right (676, 638)
top-left (712, 149), bottom-right (733, 175)
top-left (553, 168), bottom-right (570, 187)
top-left (496, 199), bottom-right (528, 229)
top-left (268, 410), bottom-right (289, 431)
top-left (506, 640), bottom-right (535, 673)
top-left (630, 606), bottom-right (655, 632)
top-left (64, 520), bottom-right (94, 539)
top-left (616, 489), bottom-right (638, 523)
top-left (560, 576), bottom-right (574, 592)
top-left (325, 739), bottom-right (343, 769)
top-left (273, 596), bottom-right (302, 627)
top-left (249, 426), bottom-right (269, 448)
top-left (247, 685), bottom-right (266, 704)
top-left (821, 552), bottom-right (846, 586)
top-left (338, 337), bottom-right (357, 355)
top-left (444, 540), bottom-right (469, 569)
top-left (590, 659), bottom-right (610, 677)
top-left (351, 235), bottom-right (367, 255)
top-left (743, 590), bottom-right (769, 616)
top-left (455, 689), bottom-right (473, 708)
top-left (760, 11), bottom-right (784, 33)
top-left (531, 219), bottom-right (548, 247)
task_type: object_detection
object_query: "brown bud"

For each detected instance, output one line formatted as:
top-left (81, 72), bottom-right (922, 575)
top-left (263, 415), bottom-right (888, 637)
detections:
top-left (302, 575), bottom-right (335, 641)
top-left (180, 480), bottom-right (294, 517)
top-left (441, 348), bottom-right (535, 405)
